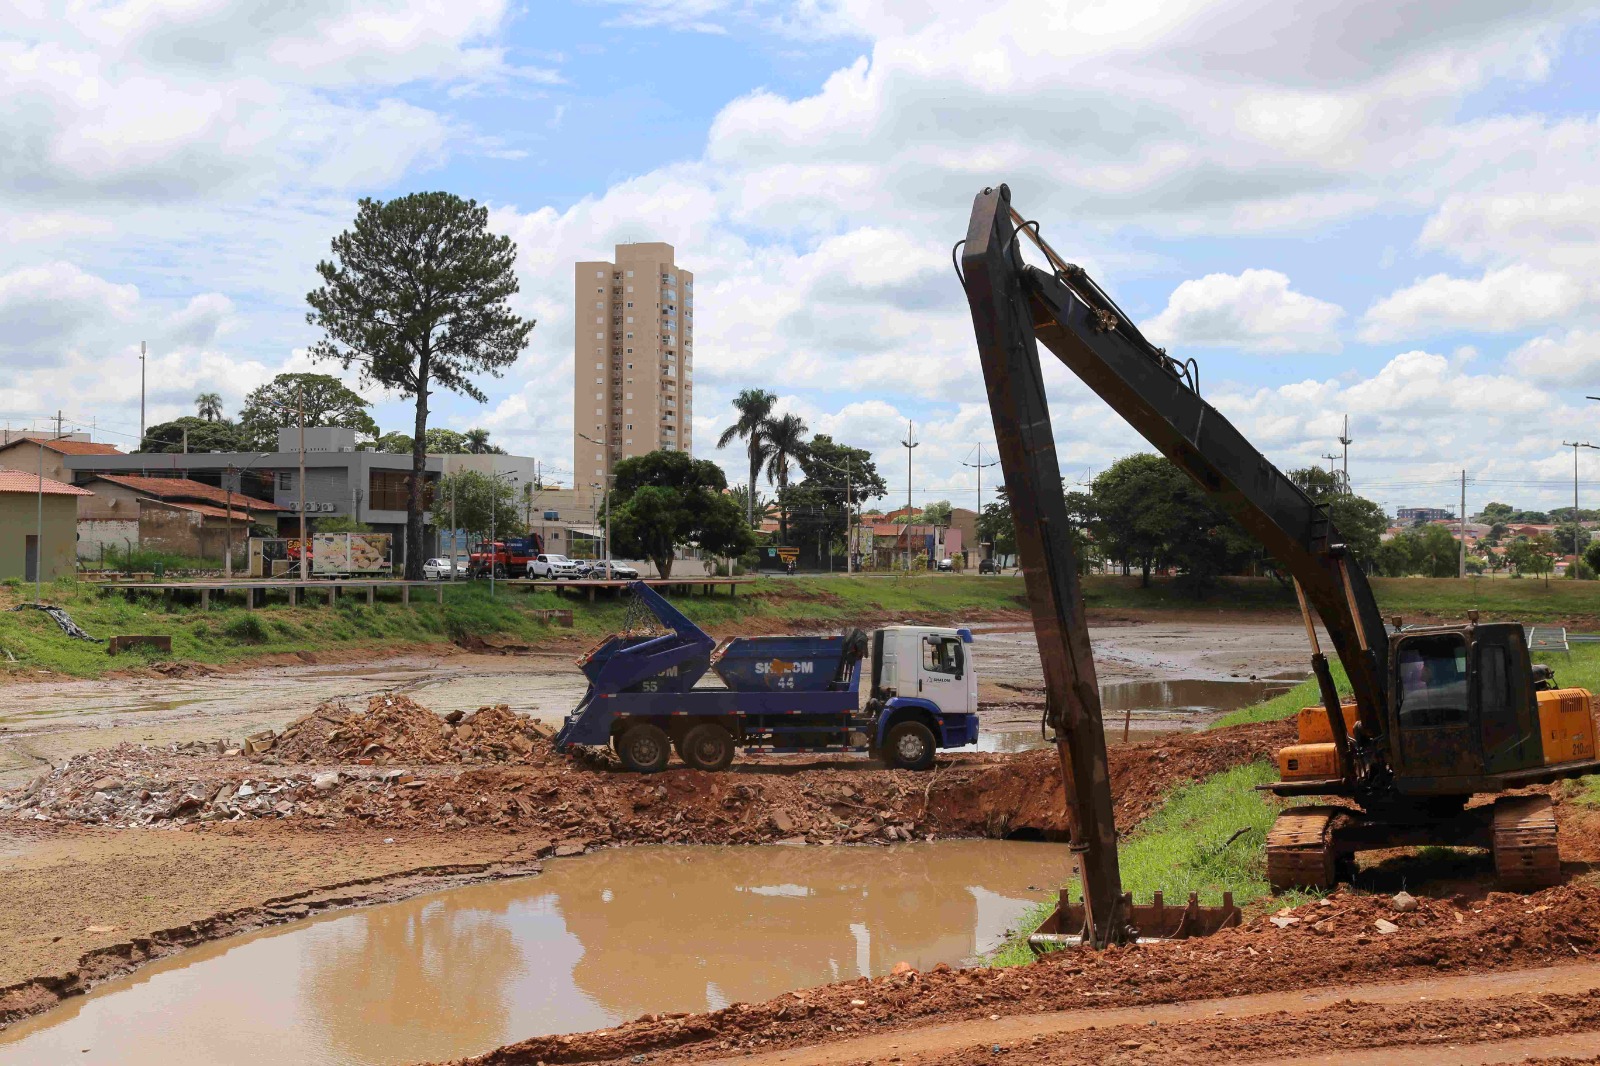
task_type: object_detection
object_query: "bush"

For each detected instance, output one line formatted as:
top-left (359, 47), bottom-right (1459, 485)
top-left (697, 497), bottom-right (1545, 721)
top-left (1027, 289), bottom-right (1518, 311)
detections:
top-left (222, 615), bottom-right (268, 644)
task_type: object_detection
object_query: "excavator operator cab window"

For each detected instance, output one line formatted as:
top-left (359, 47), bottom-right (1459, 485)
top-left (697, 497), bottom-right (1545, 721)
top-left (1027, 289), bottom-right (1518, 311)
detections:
top-left (1396, 635), bottom-right (1469, 728)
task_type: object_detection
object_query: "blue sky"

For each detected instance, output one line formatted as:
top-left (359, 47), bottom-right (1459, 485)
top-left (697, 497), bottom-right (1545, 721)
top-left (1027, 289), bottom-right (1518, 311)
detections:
top-left (5, 0), bottom-right (1600, 519)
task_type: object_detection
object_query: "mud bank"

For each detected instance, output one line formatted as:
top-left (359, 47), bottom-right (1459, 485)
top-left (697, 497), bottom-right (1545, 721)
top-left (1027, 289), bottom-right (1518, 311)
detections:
top-left (434, 882), bottom-right (1600, 1065)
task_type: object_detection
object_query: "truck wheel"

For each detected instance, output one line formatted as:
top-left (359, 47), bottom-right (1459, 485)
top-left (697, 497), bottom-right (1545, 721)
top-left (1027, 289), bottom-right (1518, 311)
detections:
top-left (617, 724), bottom-right (671, 773)
top-left (494, 564), bottom-right (508, 579)
top-left (678, 723), bottom-right (735, 772)
top-left (885, 721), bottom-right (936, 771)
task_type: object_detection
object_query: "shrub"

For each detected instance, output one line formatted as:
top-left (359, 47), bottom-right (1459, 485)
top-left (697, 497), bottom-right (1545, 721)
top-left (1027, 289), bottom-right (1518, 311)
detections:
top-left (222, 615), bottom-right (268, 644)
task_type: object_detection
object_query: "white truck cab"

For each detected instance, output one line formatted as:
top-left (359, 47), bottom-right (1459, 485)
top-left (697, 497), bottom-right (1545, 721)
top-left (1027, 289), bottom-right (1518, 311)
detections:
top-left (872, 625), bottom-right (977, 716)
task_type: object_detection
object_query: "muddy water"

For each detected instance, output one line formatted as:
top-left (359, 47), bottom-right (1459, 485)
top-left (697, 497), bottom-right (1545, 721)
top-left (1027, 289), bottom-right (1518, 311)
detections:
top-left (977, 676), bottom-right (1299, 752)
top-left (0, 840), bottom-right (1069, 1066)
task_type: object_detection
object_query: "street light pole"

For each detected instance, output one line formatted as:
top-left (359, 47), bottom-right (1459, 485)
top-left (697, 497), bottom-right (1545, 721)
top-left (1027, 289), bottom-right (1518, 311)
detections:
top-left (960, 441), bottom-right (999, 565)
top-left (1562, 441), bottom-right (1598, 576)
top-left (225, 452), bottom-right (271, 579)
top-left (297, 383), bottom-right (308, 581)
top-left (577, 432), bottom-right (615, 576)
top-left (901, 420), bottom-right (918, 571)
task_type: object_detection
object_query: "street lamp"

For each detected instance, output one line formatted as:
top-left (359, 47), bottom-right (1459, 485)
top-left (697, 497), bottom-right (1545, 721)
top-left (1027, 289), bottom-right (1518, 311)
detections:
top-left (487, 469), bottom-right (518, 598)
top-left (577, 432), bottom-right (615, 577)
top-left (225, 452), bottom-right (272, 579)
top-left (1562, 441), bottom-right (1599, 576)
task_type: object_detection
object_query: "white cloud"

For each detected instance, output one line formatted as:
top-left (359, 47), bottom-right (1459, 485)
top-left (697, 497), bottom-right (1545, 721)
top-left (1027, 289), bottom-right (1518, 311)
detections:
top-left (0, 262), bottom-right (139, 368)
top-left (1507, 329), bottom-right (1600, 384)
top-left (1144, 269), bottom-right (1343, 353)
top-left (1358, 264), bottom-right (1592, 343)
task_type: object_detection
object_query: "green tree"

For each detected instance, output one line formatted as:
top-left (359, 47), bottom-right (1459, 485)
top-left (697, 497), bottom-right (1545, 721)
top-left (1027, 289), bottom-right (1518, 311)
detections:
top-left (424, 428), bottom-right (470, 454)
top-left (1554, 522), bottom-right (1592, 570)
top-left (1415, 524), bottom-right (1462, 577)
top-left (306, 191), bottom-right (535, 579)
top-left (1373, 531), bottom-right (1420, 576)
top-left (238, 372), bottom-right (379, 450)
top-left (716, 388), bottom-right (776, 527)
top-left (195, 391), bottom-right (224, 422)
top-left (763, 412), bottom-right (810, 544)
top-left (136, 416), bottom-right (249, 453)
top-left (1477, 501), bottom-right (1514, 525)
top-left (728, 484), bottom-right (775, 525)
top-left (437, 470), bottom-right (522, 544)
top-left (1090, 454), bottom-right (1250, 589)
top-left (915, 500), bottom-right (954, 526)
top-left (375, 431), bottom-right (413, 454)
top-left (784, 435), bottom-right (886, 561)
top-left (1583, 538), bottom-right (1600, 577)
top-left (609, 451), bottom-right (756, 578)
top-left (463, 427), bottom-right (504, 454)
top-left (1526, 533), bottom-right (1558, 586)
top-left (978, 498), bottom-right (1015, 559)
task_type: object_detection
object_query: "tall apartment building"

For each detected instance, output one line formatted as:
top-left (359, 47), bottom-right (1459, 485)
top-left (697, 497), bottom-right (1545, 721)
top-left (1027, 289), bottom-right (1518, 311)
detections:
top-left (573, 242), bottom-right (694, 493)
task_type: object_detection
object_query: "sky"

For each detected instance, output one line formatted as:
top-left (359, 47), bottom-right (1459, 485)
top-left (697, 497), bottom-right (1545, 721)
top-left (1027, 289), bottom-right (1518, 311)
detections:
top-left (5, 0), bottom-right (1600, 519)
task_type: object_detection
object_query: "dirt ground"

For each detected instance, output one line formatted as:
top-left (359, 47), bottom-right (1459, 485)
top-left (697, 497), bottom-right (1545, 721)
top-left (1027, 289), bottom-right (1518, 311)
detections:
top-left (19, 614), bottom-right (1600, 1065)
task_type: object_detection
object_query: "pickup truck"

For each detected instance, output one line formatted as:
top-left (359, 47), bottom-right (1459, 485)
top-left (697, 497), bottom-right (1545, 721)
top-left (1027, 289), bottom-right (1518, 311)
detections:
top-left (554, 582), bottom-right (982, 773)
top-left (528, 553), bottom-right (581, 579)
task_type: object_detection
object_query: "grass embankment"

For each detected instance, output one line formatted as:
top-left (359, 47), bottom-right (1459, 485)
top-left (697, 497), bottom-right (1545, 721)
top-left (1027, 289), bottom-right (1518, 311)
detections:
top-left (0, 574), bottom-right (1029, 679)
top-left (1079, 573), bottom-right (1600, 626)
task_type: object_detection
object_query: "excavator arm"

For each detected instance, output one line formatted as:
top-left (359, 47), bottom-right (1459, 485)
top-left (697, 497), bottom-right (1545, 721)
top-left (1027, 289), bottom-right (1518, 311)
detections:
top-left (960, 184), bottom-right (1389, 944)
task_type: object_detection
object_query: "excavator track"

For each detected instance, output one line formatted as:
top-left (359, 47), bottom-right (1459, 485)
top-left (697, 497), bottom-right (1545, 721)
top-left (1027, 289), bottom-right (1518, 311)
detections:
top-left (1492, 795), bottom-right (1561, 891)
top-left (1266, 805), bottom-right (1348, 891)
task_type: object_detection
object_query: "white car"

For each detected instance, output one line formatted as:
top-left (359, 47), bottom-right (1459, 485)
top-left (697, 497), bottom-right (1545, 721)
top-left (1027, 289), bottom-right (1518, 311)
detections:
top-left (593, 560), bottom-right (640, 580)
top-left (422, 557), bottom-right (456, 580)
top-left (528, 553), bottom-right (581, 579)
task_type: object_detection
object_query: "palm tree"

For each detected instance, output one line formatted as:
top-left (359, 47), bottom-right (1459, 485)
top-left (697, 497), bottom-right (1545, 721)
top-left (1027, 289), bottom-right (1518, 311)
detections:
top-left (763, 412), bottom-right (809, 544)
top-left (195, 392), bottom-right (224, 422)
top-left (716, 389), bottom-right (777, 526)
top-left (463, 427), bottom-right (492, 454)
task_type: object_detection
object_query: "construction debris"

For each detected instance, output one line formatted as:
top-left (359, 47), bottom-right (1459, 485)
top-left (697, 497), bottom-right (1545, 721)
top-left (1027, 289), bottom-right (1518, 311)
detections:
top-left (12, 603), bottom-right (103, 643)
top-left (269, 695), bottom-right (555, 766)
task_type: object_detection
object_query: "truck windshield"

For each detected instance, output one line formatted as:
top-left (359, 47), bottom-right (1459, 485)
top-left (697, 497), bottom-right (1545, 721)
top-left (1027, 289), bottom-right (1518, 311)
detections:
top-left (1396, 634), bottom-right (1469, 728)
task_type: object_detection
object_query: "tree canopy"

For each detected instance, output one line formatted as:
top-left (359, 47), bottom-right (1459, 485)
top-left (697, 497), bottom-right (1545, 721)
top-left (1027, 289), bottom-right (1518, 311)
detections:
top-left (238, 372), bottom-right (378, 450)
top-left (1287, 467), bottom-right (1388, 563)
top-left (306, 191), bottom-right (534, 578)
top-left (437, 470), bottom-right (523, 543)
top-left (609, 451), bottom-right (756, 578)
top-left (781, 434), bottom-right (887, 561)
top-left (136, 416), bottom-right (250, 454)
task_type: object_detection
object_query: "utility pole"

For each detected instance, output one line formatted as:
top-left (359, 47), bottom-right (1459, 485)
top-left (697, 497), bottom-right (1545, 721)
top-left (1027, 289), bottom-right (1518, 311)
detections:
top-left (297, 381), bottom-right (308, 581)
top-left (1563, 442), bottom-right (1598, 576)
top-left (845, 454), bottom-right (854, 575)
top-left (1459, 469), bottom-right (1466, 580)
top-left (449, 477), bottom-right (458, 582)
top-left (1321, 453), bottom-right (1340, 479)
top-left (960, 441), bottom-right (999, 562)
top-left (901, 420), bottom-right (918, 571)
top-left (139, 341), bottom-right (146, 447)
top-left (1338, 415), bottom-right (1352, 495)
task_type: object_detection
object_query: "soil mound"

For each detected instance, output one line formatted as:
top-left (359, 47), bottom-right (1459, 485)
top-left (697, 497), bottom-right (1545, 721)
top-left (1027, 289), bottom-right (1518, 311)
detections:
top-left (271, 696), bottom-right (553, 766)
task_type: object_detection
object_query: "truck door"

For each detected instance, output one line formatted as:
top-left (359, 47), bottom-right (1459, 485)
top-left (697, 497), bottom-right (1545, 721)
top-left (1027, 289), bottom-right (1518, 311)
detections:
top-left (919, 634), bottom-right (967, 712)
top-left (1393, 632), bottom-right (1479, 780)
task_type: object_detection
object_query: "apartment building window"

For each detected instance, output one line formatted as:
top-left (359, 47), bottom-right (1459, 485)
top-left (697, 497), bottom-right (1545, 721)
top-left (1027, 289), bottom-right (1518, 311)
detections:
top-left (626, 424), bottom-right (633, 431)
top-left (596, 271), bottom-right (605, 279)
top-left (626, 302), bottom-right (633, 308)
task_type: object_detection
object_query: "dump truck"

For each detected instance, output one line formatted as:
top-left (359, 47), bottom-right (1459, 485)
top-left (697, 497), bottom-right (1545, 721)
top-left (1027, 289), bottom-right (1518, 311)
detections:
top-left (553, 582), bottom-right (981, 772)
top-left (958, 183), bottom-right (1599, 947)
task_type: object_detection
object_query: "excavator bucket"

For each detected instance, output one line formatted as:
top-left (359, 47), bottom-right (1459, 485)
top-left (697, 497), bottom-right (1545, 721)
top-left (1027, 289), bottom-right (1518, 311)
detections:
top-left (1028, 890), bottom-right (1241, 951)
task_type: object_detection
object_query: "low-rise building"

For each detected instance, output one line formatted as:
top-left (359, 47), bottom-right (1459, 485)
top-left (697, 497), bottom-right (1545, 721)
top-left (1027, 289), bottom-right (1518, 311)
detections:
top-left (0, 471), bottom-right (91, 581)
top-left (76, 475), bottom-right (286, 561)
top-left (0, 436), bottom-right (123, 484)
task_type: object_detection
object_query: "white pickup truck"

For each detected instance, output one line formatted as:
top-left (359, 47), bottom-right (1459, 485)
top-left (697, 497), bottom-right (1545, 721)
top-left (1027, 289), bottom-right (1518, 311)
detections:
top-left (528, 554), bottom-right (581, 579)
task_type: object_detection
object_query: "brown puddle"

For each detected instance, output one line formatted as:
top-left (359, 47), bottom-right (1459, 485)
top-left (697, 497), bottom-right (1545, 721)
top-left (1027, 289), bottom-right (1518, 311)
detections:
top-left (0, 840), bottom-right (1071, 1066)
top-left (979, 676), bottom-right (1299, 752)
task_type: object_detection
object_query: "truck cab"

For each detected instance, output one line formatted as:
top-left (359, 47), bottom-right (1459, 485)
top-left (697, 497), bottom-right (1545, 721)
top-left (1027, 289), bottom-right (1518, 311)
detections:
top-left (868, 626), bottom-right (981, 768)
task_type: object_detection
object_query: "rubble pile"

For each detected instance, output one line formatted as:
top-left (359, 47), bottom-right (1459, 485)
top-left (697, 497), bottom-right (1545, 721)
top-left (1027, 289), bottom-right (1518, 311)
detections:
top-left (269, 695), bottom-right (554, 766)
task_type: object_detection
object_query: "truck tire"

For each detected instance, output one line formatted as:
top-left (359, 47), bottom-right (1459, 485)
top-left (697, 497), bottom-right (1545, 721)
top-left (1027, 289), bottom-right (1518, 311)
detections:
top-left (617, 724), bottom-right (671, 773)
top-left (678, 723), bottom-right (735, 772)
top-left (885, 721), bottom-right (936, 771)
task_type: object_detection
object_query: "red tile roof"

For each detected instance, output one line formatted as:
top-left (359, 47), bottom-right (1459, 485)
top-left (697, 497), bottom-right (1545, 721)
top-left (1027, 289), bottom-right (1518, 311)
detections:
top-left (1, 437), bottom-right (123, 456)
top-left (142, 499), bottom-right (256, 522)
top-left (89, 474), bottom-right (283, 512)
top-left (0, 471), bottom-right (93, 496)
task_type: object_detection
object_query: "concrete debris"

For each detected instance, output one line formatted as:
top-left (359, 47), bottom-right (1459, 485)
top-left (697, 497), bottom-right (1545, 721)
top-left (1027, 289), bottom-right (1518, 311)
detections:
top-left (1392, 891), bottom-right (1419, 913)
top-left (1374, 918), bottom-right (1400, 935)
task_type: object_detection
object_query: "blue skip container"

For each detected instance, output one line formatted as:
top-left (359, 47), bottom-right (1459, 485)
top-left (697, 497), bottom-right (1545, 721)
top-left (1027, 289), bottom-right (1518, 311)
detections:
top-left (711, 635), bottom-right (850, 692)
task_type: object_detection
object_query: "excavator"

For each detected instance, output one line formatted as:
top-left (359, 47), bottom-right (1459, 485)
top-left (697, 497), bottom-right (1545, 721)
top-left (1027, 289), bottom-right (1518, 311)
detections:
top-left (958, 184), bottom-right (1600, 949)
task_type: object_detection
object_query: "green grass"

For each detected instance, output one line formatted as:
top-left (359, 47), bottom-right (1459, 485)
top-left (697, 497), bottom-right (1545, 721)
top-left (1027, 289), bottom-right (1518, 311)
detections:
top-left (0, 573), bottom-right (1030, 679)
top-left (989, 761), bottom-right (1296, 966)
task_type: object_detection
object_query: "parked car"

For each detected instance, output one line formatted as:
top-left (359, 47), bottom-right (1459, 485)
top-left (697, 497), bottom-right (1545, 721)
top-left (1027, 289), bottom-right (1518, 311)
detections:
top-left (592, 560), bottom-right (640, 580)
top-left (422, 557), bottom-right (456, 580)
top-left (978, 558), bottom-right (999, 575)
top-left (937, 557), bottom-right (954, 572)
top-left (528, 554), bottom-right (581, 579)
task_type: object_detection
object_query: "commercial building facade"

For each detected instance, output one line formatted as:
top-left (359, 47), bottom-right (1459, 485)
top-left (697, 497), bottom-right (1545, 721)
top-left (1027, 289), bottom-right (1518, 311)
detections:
top-left (573, 242), bottom-right (695, 494)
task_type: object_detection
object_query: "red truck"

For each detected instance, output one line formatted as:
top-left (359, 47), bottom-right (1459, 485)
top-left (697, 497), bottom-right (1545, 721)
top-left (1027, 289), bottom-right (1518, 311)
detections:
top-left (468, 535), bottom-right (544, 578)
